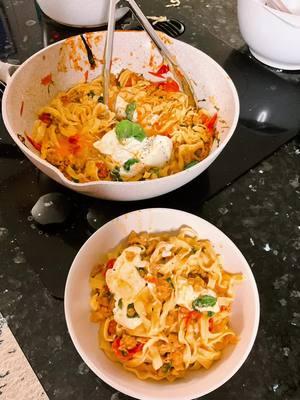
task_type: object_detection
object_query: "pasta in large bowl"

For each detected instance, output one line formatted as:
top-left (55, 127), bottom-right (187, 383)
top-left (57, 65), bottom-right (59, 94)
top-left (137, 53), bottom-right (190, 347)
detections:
top-left (65, 209), bottom-right (260, 399)
top-left (2, 31), bottom-right (239, 200)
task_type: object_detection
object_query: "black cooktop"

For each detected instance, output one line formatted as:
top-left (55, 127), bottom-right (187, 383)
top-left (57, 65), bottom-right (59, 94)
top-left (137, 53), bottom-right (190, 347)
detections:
top-left (1, 1), bottom-right (299, 298)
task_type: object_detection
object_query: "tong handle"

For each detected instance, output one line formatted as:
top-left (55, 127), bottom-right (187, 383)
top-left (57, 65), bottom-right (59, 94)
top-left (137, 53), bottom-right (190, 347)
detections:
top-left (126, 0), bottom-right (175, 63)
top-left (103, 0), bottom-right (196, 107)
top-left (127, 0), bottom-right (196, 106)
top-left (103, 0), bottom-right (119, 105)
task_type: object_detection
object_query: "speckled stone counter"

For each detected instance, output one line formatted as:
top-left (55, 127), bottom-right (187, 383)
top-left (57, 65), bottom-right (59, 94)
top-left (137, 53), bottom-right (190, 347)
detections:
top-left (0, 0), bottom-right (300, 399)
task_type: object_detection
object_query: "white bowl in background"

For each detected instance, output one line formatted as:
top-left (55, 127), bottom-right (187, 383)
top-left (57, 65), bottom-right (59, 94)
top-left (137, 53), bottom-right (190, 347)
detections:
top-left (65, 208), bottom-right (260, 400)
top-left (238, 0), bottom-right (300, 70)
top-left (36, 0), bottom-right (128, 27)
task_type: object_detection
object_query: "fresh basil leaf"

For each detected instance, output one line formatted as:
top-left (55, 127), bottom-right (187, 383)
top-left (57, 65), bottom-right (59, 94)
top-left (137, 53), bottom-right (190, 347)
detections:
top-left (123, 158), bottom-right (139, 172)
top-left (127, 303), bottom-right (139, 318)
top-left (207, 311), bottom-right (215, 317)
top-left (192, 295), bottom-right (217, 311)
top-left (184, 160), bottom-right (199, 170)
top-left (125, 102), bottom-right (136, 121)
top-left (116, 120), bottom-right (146, 142)
top-left (110, 167), bottom-right (122, 181)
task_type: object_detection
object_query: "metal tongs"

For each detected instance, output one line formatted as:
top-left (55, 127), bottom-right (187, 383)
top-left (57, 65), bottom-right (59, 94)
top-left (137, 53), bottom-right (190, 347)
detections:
top-left (103, 0), bottom-right (197, 107)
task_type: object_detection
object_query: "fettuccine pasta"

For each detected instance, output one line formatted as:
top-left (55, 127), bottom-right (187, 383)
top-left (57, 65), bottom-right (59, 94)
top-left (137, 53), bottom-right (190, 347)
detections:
top-left (89, 227), bottom-right (243, 381)
top-left (28, 68), bottom-right (217, 182)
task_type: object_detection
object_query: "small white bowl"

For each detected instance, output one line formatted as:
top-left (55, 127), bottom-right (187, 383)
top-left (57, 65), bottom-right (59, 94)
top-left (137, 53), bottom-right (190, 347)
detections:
top-left (238, 0), bottom-right (300, 70)
top-left (36, 0), bottom-right (128, 27)
top-left (65, 208), bottom-right (260, 400)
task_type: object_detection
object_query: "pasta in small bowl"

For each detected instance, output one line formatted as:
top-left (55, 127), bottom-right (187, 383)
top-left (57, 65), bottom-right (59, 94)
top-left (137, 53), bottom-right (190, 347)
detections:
top-left (65, 209), bottom-right (259, 399)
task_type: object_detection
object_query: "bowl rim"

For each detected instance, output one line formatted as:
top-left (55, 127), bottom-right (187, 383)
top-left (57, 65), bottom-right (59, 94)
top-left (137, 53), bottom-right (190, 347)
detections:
top-left (64, 208), bottom-right (260, 400)
top-left (2, 31), bottom-right (240, 189)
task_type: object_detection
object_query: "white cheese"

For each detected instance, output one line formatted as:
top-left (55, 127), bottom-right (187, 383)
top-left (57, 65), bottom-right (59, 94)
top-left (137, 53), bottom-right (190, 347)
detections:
top-left (106, 246), bottom-right (147, 300)
top-left (106, 246), bottom-right (148, 329)
top-left (115, 95), bottom-right (138, 122)
top-left (175, 277), bottom-right (220, 313)
top-left (138, 135), bottom-right (172, 168)
top-left (175, 277), bottom-right (197, 310)
top-left (115, 95), bottom-right (128, 119)
top-left (93, 128), bottom-right (173, 177)
top-left (113, 298), bottom-right (142, 330)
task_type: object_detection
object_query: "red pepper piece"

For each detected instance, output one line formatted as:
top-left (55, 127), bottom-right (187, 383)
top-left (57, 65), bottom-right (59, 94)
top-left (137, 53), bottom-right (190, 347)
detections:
top-left (26, 134), bottom-right (41, 151)
top-left (158, 79), bottom-right (180, 92)
top-left (102, 258), bottom-right (116, 276)
top-left (184, 310), bottom-right (202, 328)
top-left (145, 276), bottom-right (158, 284)
top-left (157, 64), bottom-right (170, 75)
top-left (124, 77), bottom-right (132, 87)
top-left (149, 64), bottom-right (170, 78)
top-left (41, 73), bottom-right (53, 86)
top-left (106, 258), bottom-right (116, 270)
top-left (39, 112), bottom-right (52, 126)
top-left (68, 134), bottom-right (80, 144)
top-left (112, 337), bottom-right (144, 361)
top-left (205, 113), bottom-right (218, 131)
top-left (96, 162), bottom-right (109, 179)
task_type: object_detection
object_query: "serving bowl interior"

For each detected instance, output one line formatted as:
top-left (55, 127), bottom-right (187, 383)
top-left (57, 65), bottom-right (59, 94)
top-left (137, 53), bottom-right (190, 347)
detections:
top-left (65, 208), bottom-right (259, 400)
top-left (2, 31), bottom-right (239, 200)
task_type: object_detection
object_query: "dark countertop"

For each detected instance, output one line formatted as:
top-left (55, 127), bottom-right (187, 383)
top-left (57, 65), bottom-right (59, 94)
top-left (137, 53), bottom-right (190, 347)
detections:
top-left (0, 0), bottom-right (300, 399)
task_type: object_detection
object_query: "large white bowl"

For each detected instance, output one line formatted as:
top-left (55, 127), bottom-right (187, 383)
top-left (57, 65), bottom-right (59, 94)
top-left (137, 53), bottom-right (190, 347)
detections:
top-left (1, 31), bottom-right (239, 201)
top-left (65, 208), bottom-right (260, 400)
top-left (238, 0), bottom-right (300, 70)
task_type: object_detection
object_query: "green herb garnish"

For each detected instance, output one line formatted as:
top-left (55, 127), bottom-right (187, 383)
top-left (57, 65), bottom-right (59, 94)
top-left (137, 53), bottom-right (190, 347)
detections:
top-left (127, 303), bottom-right (139, 318)
top-left (110, 167), bottom-right (122, 181)
top-left (125, 102), bottom-right (136, 121)
top-left (184, 160), bottom-right (199, 169)
top-left (98, 96), bottom-right (104, 103)
top-left (166, 277), bottom-right (174, 288)
top-left (192, 295), bottom-right (217, 311)
top-left (72, 178), bottom-right (79, 183)
top-left (162, 363), bottom-right (172, 373)
top-left (120, 349), bottom-right (128, 356)
top-left (207, 311), bottom-right (215, 317)
top-left (116, 120), bottom-right (146, 142)
top-left (118, 299), bottom-right (123, 309)
top-left (88, 90), bottom-right (95, 97)
top-left (123, 158), bottom-right (139, 172)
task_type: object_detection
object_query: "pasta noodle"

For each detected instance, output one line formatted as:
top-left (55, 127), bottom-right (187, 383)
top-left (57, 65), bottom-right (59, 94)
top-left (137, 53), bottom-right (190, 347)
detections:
top-left (89, 227), bottom-right (243, 381)
top-left (28, 68), bottom-right (217, 183)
